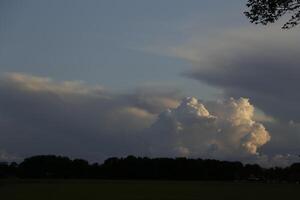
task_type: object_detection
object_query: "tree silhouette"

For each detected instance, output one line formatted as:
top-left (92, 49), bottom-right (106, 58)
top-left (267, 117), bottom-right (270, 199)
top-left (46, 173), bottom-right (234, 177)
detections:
top-left (245, 0), bottom-right (300, 29)
top-left (1, 155), bottom-right (300, 182)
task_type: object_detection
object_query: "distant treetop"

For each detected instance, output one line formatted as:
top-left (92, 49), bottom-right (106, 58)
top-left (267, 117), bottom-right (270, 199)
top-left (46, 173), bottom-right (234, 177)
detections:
top-left (245, 0), bottom-right (300, 29)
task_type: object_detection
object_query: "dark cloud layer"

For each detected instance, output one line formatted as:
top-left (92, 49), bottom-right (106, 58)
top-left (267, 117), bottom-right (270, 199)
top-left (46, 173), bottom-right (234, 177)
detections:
top-left (0, 73), bottom-right (180, 162)
top-left (177, 28), bottom-right (300, 122)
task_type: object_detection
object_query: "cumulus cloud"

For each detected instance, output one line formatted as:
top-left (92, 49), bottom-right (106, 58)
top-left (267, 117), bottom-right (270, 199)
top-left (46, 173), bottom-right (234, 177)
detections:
top-left (0, 73), bottom-right (298, 166)
top-left (148, 96), bottom-right (271, 161)
top-left (141, 26), bottom-right (300, 166)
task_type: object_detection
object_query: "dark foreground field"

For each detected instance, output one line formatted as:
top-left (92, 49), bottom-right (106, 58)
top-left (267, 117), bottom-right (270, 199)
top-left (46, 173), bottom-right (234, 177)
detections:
top-left (0, 180), bottom-right (299, 200)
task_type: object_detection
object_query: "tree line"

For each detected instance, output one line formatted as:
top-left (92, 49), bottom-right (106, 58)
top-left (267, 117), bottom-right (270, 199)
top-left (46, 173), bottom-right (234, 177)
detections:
top-left (1, 155), bottom-right (300, 182)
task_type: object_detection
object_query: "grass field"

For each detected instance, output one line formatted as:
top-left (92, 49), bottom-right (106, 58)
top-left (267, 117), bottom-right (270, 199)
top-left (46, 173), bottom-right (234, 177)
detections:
top-left (0, 180), bottom-right (299, 200)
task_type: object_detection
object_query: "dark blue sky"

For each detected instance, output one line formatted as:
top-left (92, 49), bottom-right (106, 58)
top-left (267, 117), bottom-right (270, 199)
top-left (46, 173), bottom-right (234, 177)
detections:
top-left (1, 0), bottom-right (300, 166)
top-left (0, 0), bottom-right (245, 97)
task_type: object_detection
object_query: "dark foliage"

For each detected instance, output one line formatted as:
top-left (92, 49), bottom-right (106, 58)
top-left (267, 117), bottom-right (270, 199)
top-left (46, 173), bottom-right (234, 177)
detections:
top-left (245, 0), bottom-right (300, 29)
top-left (0, 162), bottom-right (18, 178)
top-left (1, 155), bottom-right (300, 182)
top-left (17, 155), bottom-right (90, 178)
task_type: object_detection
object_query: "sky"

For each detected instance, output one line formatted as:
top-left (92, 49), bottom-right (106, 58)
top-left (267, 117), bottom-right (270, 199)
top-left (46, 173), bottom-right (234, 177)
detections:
top-left (1, 0), bottom-right (300, 166)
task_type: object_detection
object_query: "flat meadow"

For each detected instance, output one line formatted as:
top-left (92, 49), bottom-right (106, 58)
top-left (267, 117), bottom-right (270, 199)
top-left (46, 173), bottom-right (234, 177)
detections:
top-left (0, 180), bottom-right (299, 200)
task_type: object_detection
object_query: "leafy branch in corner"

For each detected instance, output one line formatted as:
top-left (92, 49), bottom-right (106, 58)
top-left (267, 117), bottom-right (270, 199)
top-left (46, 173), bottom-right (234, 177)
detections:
top-left (245, 0), bottom-right (300, 29)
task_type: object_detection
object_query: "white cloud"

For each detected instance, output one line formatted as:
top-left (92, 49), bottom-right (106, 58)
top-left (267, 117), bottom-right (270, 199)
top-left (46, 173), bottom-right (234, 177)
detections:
top-left (5, 72), bottom-right (105, 96)
top-left (0, 73), bottom-right (298, 166)
top-left (148, 97), bottom-right (271, 160)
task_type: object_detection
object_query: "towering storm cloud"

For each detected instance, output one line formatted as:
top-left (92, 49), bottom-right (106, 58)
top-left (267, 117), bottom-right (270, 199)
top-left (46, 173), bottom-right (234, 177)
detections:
top-left (148, 97), bottom-right (270, 160)
top-left (0, 73), bottom-right (298, 166)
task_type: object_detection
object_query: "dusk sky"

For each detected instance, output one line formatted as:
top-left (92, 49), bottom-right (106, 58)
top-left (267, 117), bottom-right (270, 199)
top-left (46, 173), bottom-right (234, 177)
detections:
top-left (1, 0), bottom-right (300, 166)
